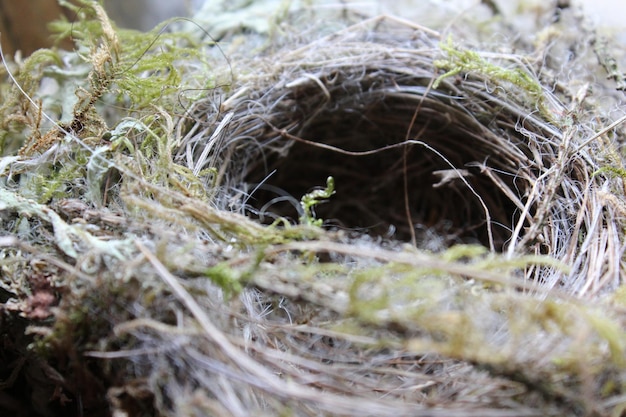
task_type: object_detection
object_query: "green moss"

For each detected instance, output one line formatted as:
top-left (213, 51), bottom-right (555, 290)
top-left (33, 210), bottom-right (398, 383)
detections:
top-left (50, 2), bottom-right (210, 111)
top-left (299, 176), bottom-right (335, 227)
top-left (434, 37), bottom-right (552, 120)
top-left (112, 27), bottom-right (208, 108)
top-left (347, 267), bottom-right (391, 323)
top-left (594, 165), bottom-right (626, 179)
top-left (612, 284), bottom-right (626, 307)
top-left (440, 244), bottom-right (488, 261)
top-left (29, 162), bottom-right (86, 203)
top-left (435, 37), bottom-right (541, 94)
top-left (582, 309), bottom-right (626, 366)
top-left (0, 49), bottom-right (65, 155)
top-left (204, 263), bottom-right (243, 299)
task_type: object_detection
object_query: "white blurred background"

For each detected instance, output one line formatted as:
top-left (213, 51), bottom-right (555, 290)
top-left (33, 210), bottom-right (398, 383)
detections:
top-left (1, 1), bottom-right (623, 57)
top-left (103, 0), bottom-right (626, 38)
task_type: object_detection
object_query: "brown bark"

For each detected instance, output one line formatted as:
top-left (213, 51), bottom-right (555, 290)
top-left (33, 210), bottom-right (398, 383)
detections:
top-left (0, 0), bottom-right (73, 56)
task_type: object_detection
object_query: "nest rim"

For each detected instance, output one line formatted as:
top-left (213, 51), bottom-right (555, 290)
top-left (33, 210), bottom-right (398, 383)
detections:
top-left (181, 20), bottom-right (590, 259)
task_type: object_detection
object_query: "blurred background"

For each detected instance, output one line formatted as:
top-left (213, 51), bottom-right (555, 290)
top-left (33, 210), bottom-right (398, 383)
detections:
top-left (0, 0), bottom-right (624, 56)
top-left (0, 0), bottom-right (198, 56)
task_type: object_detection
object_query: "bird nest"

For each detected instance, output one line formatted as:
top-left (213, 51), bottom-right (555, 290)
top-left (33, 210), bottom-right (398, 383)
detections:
top-left (181, 16), bottom-right (622, 289)
top-left (1, 4), bottom-right (626, 417)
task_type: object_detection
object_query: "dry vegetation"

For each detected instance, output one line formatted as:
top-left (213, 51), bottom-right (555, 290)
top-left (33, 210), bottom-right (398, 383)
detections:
top-left (1, 1), bottom-right (626, 416)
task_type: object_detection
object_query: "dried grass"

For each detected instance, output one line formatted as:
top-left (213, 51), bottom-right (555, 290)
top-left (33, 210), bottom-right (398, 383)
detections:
top-left (180, 13), bottom-right (623, 293)
top-left (1, 2), bottom-right (626, 417)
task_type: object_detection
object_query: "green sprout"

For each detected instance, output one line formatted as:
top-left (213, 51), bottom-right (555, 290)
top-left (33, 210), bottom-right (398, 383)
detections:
top-left (299, 176), bottom-right (335, 227)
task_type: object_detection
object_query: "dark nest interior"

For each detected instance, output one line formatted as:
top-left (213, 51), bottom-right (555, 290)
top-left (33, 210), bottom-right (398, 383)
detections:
top-left (243, 79), bottom-right (533, 250)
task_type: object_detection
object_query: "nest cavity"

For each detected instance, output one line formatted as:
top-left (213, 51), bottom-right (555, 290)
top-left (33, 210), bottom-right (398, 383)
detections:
top-left (183, 19), bottom-right (575, 254)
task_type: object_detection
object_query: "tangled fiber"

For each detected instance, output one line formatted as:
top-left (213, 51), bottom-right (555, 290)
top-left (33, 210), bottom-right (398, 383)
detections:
top-left (1, 2), bottom-right (626, 417)
top-left (181, 14), bottom-right (622, 292)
